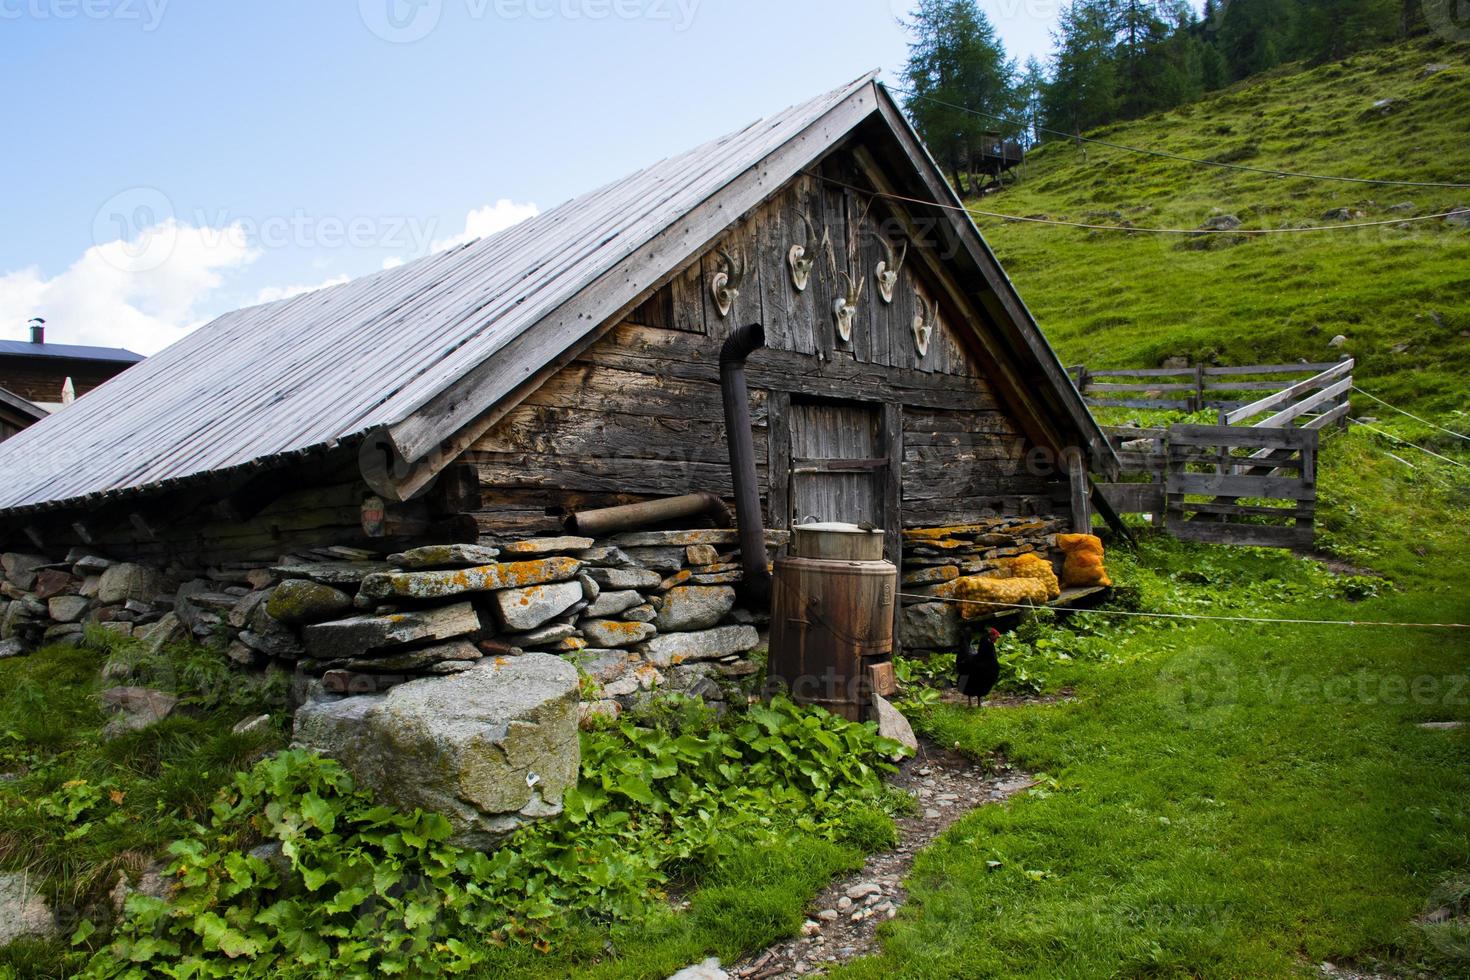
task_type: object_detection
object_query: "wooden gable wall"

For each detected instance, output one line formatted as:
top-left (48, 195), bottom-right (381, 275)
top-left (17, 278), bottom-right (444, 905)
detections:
top-left (465, 149), bottom-right (1068, 539)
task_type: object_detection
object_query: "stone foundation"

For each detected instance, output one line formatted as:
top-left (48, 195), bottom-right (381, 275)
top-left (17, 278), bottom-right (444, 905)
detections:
top-left (896, 517), bottom-right (1067, 653)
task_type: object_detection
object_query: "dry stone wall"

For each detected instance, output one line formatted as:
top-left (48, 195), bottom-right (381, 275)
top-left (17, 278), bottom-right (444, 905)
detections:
top-left (1, 529), bottom-right (786, 726)
top-left (896, 517), bottom-right (1068, 653)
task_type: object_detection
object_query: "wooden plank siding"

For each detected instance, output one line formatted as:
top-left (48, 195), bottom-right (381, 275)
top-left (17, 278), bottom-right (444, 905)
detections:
top-left (467, 155), bottom-right (1065, 538)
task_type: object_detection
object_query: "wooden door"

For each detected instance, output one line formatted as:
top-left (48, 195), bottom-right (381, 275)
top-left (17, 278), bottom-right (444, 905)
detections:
top-left (789, 401), bottom-right (885, 527)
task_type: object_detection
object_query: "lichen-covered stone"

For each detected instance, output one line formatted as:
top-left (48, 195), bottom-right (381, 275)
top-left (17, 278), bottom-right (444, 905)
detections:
top-left (625, 603), bottom-right (657, 623)
top-left (902, 565), bottom-right (960, 586)
top-left (341, 639), bottom-right (482, 673)
top-left (571, 648), bottom-right (639, 683)
top-left (501, 621), bottom-right (578, 648)
top-left (491, 581), bottom-right (584, 632)
top-left (585, 567), bottom-right (661, 591)
top-left (273, 560), bottom-right (395, 586)
top-left (618, 546), bottom-right (687, 573)
top-left (1, 554), bottom-right (47, 591)
top-left (303, 602), bottom-right (481, 661)
top-left (497, 536), bottom-right (594, 556)
top-left (266, 580), bottom-right (352, 626)
top-left (640, 625), bottom-right (759, 666)
top-left (359, 557), bottom-right (582, 601)
top-left (654, 586), bottom-right (735, 632)
top-left (0, 872), bottom-right (56, 945)
top-left (292, 654), bottom-right (580, 848)
top-left (584, 589), bottom-right (643, 618)
top-left (686, 544), bottom-right (721, 566)
top-left (388, 544), bottom-right (502, 569)
top-left (581, 619), bottom-right (656, 648)
top-left (578, 700), bottom-right (622, 728)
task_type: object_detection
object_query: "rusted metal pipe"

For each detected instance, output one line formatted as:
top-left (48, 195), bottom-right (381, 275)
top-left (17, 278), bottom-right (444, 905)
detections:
top-left (720, 322), bottom-right (771, 605)
top-left (566, 492), bottom-right (732, 537)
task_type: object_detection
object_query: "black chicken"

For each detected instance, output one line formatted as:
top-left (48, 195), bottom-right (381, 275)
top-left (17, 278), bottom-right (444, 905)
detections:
top-left (956, 626), bottom-right (1002, 707)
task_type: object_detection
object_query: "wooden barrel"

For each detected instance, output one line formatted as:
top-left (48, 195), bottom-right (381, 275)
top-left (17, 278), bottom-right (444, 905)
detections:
top-left (768, 554), bottom-right (896, 721)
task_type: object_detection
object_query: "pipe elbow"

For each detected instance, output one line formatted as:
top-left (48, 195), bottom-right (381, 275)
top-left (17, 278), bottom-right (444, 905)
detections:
top-left (719, 323), bottom-right (766, 367)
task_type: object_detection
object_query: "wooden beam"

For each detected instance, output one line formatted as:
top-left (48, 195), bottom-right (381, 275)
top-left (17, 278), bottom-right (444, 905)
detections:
top-left (1224, 360), bottom-right (1353, 425)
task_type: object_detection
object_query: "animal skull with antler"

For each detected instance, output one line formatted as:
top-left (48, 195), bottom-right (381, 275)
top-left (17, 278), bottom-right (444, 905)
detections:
top-left (710, 248), bottom-right (745, 318)
top-left (874, 235), bottom-right (906, 304)
top-left (913, 291), bottom-right (934, 357)
top-left (828, 199), bottom-right (871, 343)
top-left (786, 211), bottom-right (824, 292)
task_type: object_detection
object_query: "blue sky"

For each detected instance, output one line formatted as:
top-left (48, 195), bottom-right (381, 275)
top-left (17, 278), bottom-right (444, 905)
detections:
top-left (0, 0), bottom-right (1085, 354)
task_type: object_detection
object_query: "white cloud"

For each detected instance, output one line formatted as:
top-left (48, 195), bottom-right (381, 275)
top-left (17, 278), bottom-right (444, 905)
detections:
top-left (253, 275), bottom-right (351, 305)
top-left (0, 220), bottom-right (259, 356)
top-left (430, 199), bottom-right (540, 252)
top-left (381, 256), bottom-right (405, 270)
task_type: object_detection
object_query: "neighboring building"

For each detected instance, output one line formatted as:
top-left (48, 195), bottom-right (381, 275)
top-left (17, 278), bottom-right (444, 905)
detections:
top-left (0, 320), bottom-right (143, 409)
top-left (0, 386), bottom-right (46, 442)
top-left (0, 74), bottom-right (1118, 568)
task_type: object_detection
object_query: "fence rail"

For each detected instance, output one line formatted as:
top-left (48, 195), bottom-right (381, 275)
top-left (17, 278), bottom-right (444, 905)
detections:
top-left (1072, 360), bottom-right (1351, 414)
top-left (1091, 360), bottom-right (1352, 550)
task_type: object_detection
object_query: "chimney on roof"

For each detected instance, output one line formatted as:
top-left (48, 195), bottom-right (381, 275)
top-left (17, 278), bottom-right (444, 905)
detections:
top-left (28, 317), bottom-right (45, 345)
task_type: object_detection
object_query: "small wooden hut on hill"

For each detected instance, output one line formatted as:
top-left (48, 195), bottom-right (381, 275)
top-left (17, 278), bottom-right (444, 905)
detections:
top-left (0, 74), bottom-right (1119, 669)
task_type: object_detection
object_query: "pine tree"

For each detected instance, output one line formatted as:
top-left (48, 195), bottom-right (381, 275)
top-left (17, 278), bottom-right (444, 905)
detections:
top-left (1044, 0), bottom-right (1119, 135)
top-left (1018, 56), bottom-right (1048, 146)
top-left (900, 0), bottom-right (1019, 192)
top-left (1218, 0), bottom-right (1296, 79)
top-left (1293, 0), bottom-right (1399, 61)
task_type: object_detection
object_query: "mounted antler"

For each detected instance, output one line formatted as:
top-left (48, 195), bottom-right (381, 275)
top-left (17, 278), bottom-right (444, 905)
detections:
top-left (711, 247), bottom-right (745, 318)
top-left (912, 290), bottom-right (933, 357)
top-left (786, 211), bottom-right (823, 292)
top-left (827, 198), bottom-right (872, 343)
top-left (874, 235), bottom-right (906, 304)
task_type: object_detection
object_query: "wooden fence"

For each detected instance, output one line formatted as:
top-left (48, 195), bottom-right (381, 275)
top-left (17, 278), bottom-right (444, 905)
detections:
top-left (1093, 360), bottom-right (1352, 550)
top-left (1072, 360), bottom-right (1352, 415)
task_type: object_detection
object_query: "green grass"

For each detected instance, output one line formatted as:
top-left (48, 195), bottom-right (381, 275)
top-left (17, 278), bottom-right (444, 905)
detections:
top-left (0, 636), bottom-right (288, 978)
top-left (977, 38), bottom-right (1470, 415)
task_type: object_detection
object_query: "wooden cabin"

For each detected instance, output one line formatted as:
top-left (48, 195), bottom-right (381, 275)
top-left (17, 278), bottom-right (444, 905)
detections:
top-left (0, 321), bottom-right (143, 410)
top-left (0, 75), bottom-right (1117, 571)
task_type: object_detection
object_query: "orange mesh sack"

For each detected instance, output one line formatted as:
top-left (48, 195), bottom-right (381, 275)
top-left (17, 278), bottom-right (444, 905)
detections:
top-left (994, 553), bottom-right (1061, 600)
top-left (1056, 533), bottom-right (1111, 587)
top-left (948, 575), bottom-right (1050, 620)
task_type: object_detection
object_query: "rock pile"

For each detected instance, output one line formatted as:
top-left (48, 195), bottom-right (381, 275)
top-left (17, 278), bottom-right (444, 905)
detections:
top-left (896, 517), bottom-right (1068, 653)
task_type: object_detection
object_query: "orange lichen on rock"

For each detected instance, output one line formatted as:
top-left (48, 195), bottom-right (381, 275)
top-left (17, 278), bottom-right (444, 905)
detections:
top-left (992, 553), bottom-right (1061, 600)
top-left (1055, 533), bottom-right (1111, 587)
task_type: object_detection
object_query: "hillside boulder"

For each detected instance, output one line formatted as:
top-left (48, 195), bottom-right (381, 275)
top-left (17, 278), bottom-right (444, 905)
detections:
top-left (0, 872), bottom-right (56, 945)
top-left (292, 654), bottom-right (580, 848)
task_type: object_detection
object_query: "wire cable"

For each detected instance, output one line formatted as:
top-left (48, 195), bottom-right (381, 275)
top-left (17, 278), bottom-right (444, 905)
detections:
top-left (886, 84), bottom-right (1470, 190)
top-left (1349, 418), bottom-right (1469, 469)
top-left (896, 593), bottom-right (1470, 630)
top-left (1351, 386), bottom-right (1470, 443)
top-left (808, 172), bottom-right (1470, 237)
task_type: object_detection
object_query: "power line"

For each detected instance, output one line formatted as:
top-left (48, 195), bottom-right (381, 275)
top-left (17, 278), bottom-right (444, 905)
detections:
top-left (1351, 386), bottom-right (1470, 443)
top-left (885, 85), bottom-right (1470, 190)
top-left (897, 593), bottom-right (1470, 630)
top-left (809, 172), bottom-right (1470, 237)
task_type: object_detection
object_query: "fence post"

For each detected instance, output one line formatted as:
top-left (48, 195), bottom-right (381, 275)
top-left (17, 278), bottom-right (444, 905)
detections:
top-left (1193, 364), bottom-right (1206, 413)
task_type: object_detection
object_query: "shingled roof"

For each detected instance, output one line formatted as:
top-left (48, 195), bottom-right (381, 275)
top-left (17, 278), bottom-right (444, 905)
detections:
top-left (0, 74), bottom-right (1111, 515)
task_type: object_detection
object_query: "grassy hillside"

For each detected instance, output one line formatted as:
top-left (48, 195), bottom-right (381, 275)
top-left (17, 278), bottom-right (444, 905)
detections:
top-left (973, 38), bottom-right (1470, 414)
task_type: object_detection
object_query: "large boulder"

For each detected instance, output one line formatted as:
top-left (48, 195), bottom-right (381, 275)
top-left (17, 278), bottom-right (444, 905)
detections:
top-left (292, 654), bottom-right (580, 848)
top-left (654, 585), bottom-right (735, 632)
top-left (0, 554), bottom-right (47, 592)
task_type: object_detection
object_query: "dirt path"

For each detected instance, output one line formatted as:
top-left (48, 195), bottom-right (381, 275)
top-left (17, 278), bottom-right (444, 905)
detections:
top-left (728, 741), bottom-right (1035, 979)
